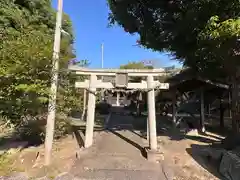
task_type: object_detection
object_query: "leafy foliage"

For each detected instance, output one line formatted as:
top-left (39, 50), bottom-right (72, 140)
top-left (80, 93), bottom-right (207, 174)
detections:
top-left (108, 0), bottom-right (240, 78)
top-left (108, 0), bottom-right (240, 131)
top-left (0, 0), bottom-right (86, 143)
top-left (120, 61), bottom-right (153, 70)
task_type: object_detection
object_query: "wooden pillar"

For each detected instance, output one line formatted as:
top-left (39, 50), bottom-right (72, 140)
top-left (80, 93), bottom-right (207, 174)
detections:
top-left (124, 94), bottom-right (127, 105)
top-left (85, 74), bottom-right (97, 148)
top-left (147, 75), bottom-right (157, 151)
top-left (229, 91), bottom-right (232, 118)
top-left (172, 90), bottom-right (177, 126)
top-left (147, 118), bottom-right (149, 141)
top-left (208, 104), bottom-right (211, 116)
top-left (220, 98), bottom-right (225, 128)
top-left (200, 89), bottom-right (205, 133)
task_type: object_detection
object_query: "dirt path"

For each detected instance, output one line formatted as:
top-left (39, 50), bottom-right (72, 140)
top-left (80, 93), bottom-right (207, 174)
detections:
top-left (70, 113), bottom-right (168, 180)
top-left (153, 116), bottom-right (223, 180)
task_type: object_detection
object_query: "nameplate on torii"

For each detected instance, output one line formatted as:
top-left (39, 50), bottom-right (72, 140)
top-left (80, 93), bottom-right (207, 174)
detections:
top-left (75, 80), bottom-right (169, 89)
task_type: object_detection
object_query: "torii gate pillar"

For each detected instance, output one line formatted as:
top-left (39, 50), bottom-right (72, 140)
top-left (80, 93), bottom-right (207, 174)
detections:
top-left (116, 92), bottom-right (120, 106)
top-left (85, 74), bottom-right (97, 148)
top-left (69, 66), bottom-right (170, 154)
top-left (147, 75), bottom-right (157, 151)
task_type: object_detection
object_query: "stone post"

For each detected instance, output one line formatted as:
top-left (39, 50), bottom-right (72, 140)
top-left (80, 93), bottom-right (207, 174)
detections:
top-left (81, 89), bottom-right (87, 120)
top-left (147, 75), bottom-right (157, 151)
top-left (85, 74), bottom-right (97, 148)
top-left (116, 92), bottom-right (120, 106)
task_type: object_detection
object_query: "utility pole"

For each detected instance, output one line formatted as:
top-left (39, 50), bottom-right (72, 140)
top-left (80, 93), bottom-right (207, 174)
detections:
top-left (45, 0), bottom-right (63, 165)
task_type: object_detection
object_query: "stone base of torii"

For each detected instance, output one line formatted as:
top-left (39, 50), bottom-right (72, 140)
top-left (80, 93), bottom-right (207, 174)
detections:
top-left (69, 67), bottom-right (169, 161)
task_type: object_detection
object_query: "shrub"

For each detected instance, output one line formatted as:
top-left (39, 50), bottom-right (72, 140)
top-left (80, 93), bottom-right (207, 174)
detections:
top-left (54, 117), bottom-right (73, 140)
top-left (13, 115), bottom-right (72, 146)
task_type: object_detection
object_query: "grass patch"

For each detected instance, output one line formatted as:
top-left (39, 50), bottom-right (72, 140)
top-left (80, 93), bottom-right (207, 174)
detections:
top-left (70, 113), bottom-right (106, 128)
top-left (0, 154), bottom-right (23, 176)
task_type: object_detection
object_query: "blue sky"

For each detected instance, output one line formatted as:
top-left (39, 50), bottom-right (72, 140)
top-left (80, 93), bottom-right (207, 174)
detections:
top-left (52, 0), bottom-right (181, 68)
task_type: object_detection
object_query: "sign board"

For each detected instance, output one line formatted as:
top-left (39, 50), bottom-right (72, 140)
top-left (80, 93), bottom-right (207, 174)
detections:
top-left (115, 73), bottom-right (128, 88)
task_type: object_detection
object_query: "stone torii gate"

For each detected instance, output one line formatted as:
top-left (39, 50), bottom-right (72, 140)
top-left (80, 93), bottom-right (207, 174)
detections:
top-left (69, 66), bottom-right (169, 159)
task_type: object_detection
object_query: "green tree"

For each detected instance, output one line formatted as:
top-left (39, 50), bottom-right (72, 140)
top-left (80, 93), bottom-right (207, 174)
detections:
top-left (108, 0), bottom-right (239, 78)
top-left (0, 0), bottom-right (85, 141)
top-left (120, 61), bottom-right (153, 82)
top-left (120, 61), bottom-right (153, 70)
top-left (108, 0), bottom-right (240, 131)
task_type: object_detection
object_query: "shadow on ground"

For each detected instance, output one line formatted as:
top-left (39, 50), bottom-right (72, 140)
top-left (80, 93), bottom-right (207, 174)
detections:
top-left (186, 144), bottom-right (225, 179)
top-left (107, 129), bottom-right (147, 158)
top-left (71, 113), bottom-right (107, 148)
top-left (131, 114), bottom-right (227, 143)
top-left (108, 110), bottom-right (228, 179)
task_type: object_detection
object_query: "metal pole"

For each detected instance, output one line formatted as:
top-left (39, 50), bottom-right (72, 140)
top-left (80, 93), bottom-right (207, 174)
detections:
top-left (45, 0), bottom-right (63, 165)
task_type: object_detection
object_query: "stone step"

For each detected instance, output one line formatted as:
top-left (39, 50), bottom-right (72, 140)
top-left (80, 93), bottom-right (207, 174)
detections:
top-left (74, 155), bottom-right (160, 172)
top-left (73, 169), bottom-right (166, 180)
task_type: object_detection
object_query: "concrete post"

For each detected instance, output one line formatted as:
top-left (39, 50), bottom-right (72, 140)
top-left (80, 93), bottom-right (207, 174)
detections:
top-left (116, 92), bottom-right (120, 106)
top-left (81, 89), bottom-right (87, 120)
top-left (45, 0), bottom-right (63, 166)
top-left (147, 75), bottom-right (157, 151)
top-left (85, 74), bottom-right (97, 148)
